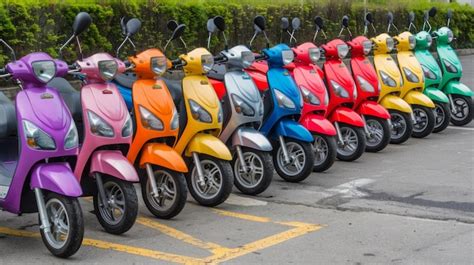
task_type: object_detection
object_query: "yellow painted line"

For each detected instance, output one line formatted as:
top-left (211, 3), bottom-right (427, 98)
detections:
top-left (212, 209), bottom-right (271, 223)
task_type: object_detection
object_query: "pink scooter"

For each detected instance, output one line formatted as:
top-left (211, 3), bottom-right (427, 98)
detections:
top-left (49, 13), bottom-right (139, 235)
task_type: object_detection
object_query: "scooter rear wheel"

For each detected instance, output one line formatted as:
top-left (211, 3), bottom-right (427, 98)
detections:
top-left (450, 95), bottom-right (473, 126)
top-left (433, 102), bottom-right (451, 133)
top-left (233, 148), bottom-right (274, 195)
top-left (273, 139), bottom-right (314, 182)
top-left (312, 134), bottom-right (337, 172)
top-left (365, 116), bottom-right (391, 153)
top-left (336, 124), bottom-right (366, 161)
top-left (411, 105), bottom-right (435, 138)
top-left (389, 110), bottom-right (413, 144)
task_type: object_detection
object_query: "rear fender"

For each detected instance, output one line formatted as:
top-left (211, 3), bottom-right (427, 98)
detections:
top-left (139, 143), bottom-right (188, 173)
top-left (270, 119), bottom-right (314, 142)
top-left (424, 87), bottom-right (450, 103)
top-left (30, 162), bottom-right (82, 197)
top-left (231, 127), bottom-right (272, 151)
top-left (90, 150), bottom-right (139, 182)
top-left (300, 114), bottom-right (337, 136)
top-left (356, 101), bottom-right (391, 119)
top-left (404, 91), bottom-right (435, 108)
top-left (379, 94), bottom-right (413, 113)
top-left (328, 108), bottom-right (365, 127)
top-left (185, 133), bottom-right (232, 160)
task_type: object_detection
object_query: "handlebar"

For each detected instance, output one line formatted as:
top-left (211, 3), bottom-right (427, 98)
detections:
top-left (213, 55), bottom-right (227, 63)
top-left (254, 54), bottom-right (267, 61)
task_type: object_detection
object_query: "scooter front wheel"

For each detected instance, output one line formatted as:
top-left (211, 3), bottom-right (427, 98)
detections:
top-left (389, 110), bottom-right (413, 144)
top-left (142, 167), bottom-right (187, 219)
top-left (93, 177), bottom-right (138, 235)
top-left (336, 124), bottom-right (366, 161)
top-left (187, 155), bottom-right (233, 207)
top-left (312, 134), bottom-right (337, 172)
top-left (411, 105), bottom-right (435, 138)
top-left (273, 139), bottom-right (314, 182)
top-left (450, 95), bottom-right (473, 126)
top-left (364, 116), bottom-right (391, 153)
top-left (40, 193), bottom-right (84, 258)
top-left (433, 101), bottom-right (451, 133)
top-left (233, 148), bottom-right (274, 195)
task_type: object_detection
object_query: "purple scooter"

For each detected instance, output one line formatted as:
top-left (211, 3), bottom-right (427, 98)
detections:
top-left (0, 38), bottom-right (84, 258)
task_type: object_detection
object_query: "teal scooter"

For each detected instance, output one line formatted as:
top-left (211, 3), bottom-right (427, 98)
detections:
top-left (411, 9), bottom-right (450, 132)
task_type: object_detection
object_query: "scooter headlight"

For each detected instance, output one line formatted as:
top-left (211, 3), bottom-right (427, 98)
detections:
top-left (282, 50), bottom-right (294, 65)
top-left (98, 60), bottom-right (118, 81)
top-left (300, 85), bottom-right (320, 105)
top-left (139, 105), bottom-right (164, 131)
top-left (170, 106), bottom-right (179, 130)
top-left (386, 38), bottom-right (395, 52)
top-left (151, 56), bottom-right (168, 76)
top-left (23, 120), bottom-right (56, 150)
top-left (330, 80), bottom-right (349, 98)
top-left (201, 54), bottom-right (214, 73)
top-left (88, 110), bottom-right (115, 137)
top-left (189, 99), bottom-right (212, 123)
top-left (447, 29), bottom-right (454, 43)
top-left (241, 51), bottom-right (255, 69)
top-left (357, 76), bottom-right (375, 92)
top-left (274, 89), bottom-right (296, 109)
top-left (308, 48), bottom-right (321, 64)
top-left (379, 71), bottom-right (397, 87)
top-left (408, 35), bottom-right (416, 50)
top-left (421, 65), bottom-right (437, 80)
top-left (32, 60), bottom-right (56, 84)
top-left (121, 112), bottom-right (133, 137)
top-left (403, 67), bottom-right (419, 83)
top-left (443, 59), bottom-right (458, 73)
top-left (362, 40), bottom-right (372, 55)
top-left (64, 122), bottom-right (79, 150)
top-left (231, 94), bottom-right (255, 116)
top-left (337, 44), bottom-right (349, 59)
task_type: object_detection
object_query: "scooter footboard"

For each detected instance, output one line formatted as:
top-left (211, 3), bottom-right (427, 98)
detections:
top-left (356, 101), bottom-right (391, 120)
top-left (270, 119), bottom-right (314, 142)
top-left (231, 127), bottom-right (272, 151)
top-left (328, 107), bottom-right (365, 127)
top-left (444, 81), bottom-right (473, 97)
top-left (30, 162), bottom-right (82, 197)
top-left (185, 133), bottom-right (232, 160)
top-left (300, 114), bottom-right (337, 136)
top-left (404, 91), bottom-right (435, 108)
top-left (90, 150), bottom-right (139, 182)
top-left (139, 143), bottom-right (188, 173)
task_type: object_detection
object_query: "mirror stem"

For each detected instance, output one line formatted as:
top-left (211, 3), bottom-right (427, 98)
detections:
top-left (127, 38), bottom-right (137, 56)
top-left (75, 36), bottom-right (84, 61)
top-left (207, 32), bottom-right (212, 50)
top-left (179, 37), bottom-right (187, 51)
top-left (0, 39), bottom-right (16, 62)
top-left (249, 32), bottom-right (258, 50)
top-left (222, 32), bottom-right (228, 51)
top-left (59, 34), bottom-right (75, 59)
top-left (116, 36), bottom-right (129, 58)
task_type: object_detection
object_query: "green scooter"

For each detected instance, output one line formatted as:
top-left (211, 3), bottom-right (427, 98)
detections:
top-left (411, 9), bottom-right (450, 132)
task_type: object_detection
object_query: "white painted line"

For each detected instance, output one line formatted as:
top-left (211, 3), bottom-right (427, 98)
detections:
top-left (225, 194), bottom-right (268, 206)
top-left (447, 126), bottom-right (474, 131)
top-left (326, 178), bottom-right (375, 198)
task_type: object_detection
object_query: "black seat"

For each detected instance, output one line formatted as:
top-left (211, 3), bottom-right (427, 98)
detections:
top-left (115, 72), bottom-right (137, 89)
top-left (0, 92), bottom-right (17, 137)
top-left (48, 78), bottom-right (82, 122)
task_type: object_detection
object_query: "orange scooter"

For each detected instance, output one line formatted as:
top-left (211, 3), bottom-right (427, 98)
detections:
top-left (114, 18), bottom-right (188, 219)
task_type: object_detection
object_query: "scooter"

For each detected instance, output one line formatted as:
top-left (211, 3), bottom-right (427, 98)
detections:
top-left (315, 16), bottom-right (367, 161)
top-left (246, 16), bottom-right (315, 182)
top-left (346, 14), bottom-right (392, 152)
top-left (411, 9), bottom-right (451, 132)
top-left (370, 15), bottom-right (414, 144)
top-left (112, 18), bottom-right (188, 218)
top-left (0, 43), bottom-right (84, 256)
top-left (206, 16), bottom-right (274, 195)
top-left (390, 12), bottom-right (436, 138)
top-left (282, 17), bottom-right (338, 172)
top-left (431, 8), bottom-right (473, 125)
top-left (162, 22), bottom-right (234, 206)
top-left (49, 13), bottom-right (139, 234)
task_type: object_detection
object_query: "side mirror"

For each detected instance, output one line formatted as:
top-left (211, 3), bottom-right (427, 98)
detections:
top-left (424, 10), bottom-right (429, 22)
top-left (429, 7), bottom-right (438, 18)
top-left (254, 15), bottom-right (266, 31)
top-left (281, 17), bottom-right (290, 30)
top-left (446, 9), bottom-right (453, 19)
top-left (207, 18), bottom-right (217, 33)
top-left (214, 16), bottom-right (226, 31)
top-left (126, 18), bottom-right (141, 37)
top-left (314, 16), bottom-right (324, 29)
top-left (72, 12), bottom-right (92, 36)
top-left (291, 17), bottom-right (301, 30)
top-left (387, 12), bottom-right (394, 25)
top-left (167, 20), bottom-right (178, 31)
top-left (342, 15), bottom-right (349, 28)
top-left (409, 12), bottom-right (415, 23)
top-left (365, 12), bottom-right (374, 24)
top-left (170, 24), bottom-right (186, 41)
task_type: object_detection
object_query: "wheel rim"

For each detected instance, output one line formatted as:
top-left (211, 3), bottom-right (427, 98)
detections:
top-left (434, 104), bottom-right (446, 128)
top-left (313, 136), bottom-right (329, 166)
top-left (366, 119), bottom-right (384, 147)
top-left (276, 142), bottom-right (306, 176)
top-left (191, 159), bottom-right (223, 200)
top-left (451, 97), bottom-right (469, 121)
top-left (44, 198), bottom-right (70, 249)
top-left (146, 170), bottom-right (177, 212)
top-left (337, 127), bottom-right (359, 156)
top-left (390, 112), bottom-right (407, 140)
top-left (234, 151), bottom-right (264, 189)
top-left (413, 107), bottom-right (429, 132)
top-left (98, 181), bottom-right (126, 226)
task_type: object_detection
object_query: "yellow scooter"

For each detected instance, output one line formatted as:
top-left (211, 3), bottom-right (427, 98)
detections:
top-left (162, 22), bottom-right (233, 207)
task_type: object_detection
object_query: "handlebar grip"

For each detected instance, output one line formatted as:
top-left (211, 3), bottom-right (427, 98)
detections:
top-left (124, 60), bottom-right (132, 68)
top-left (171, 58), bottom-right (182, 67)
top-left (213, 55), bottom-right (226, 63)
top-left (254, 54), bottom-right (267, 61)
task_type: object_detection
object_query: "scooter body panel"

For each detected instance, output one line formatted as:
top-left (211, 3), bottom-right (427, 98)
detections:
top-left (231, 127), bottom-right (272, 151)
top-left (184, 133), bottom-right (232, 160)
top-left (30, 162), bottom-right (82, 197)
top-left (323, 59), bottom-right (356, 113)
top-left (414, 49), bottom-right (443, 89)
top-left (90, 150), bottom-right (139, 182)
top-left (404, 90), bottom-right (436, 108)
top-left (373, 54), bottom-right (403, 98)
top-left (379, 94), bottom-right (413, 113)
top-left (356, 101), bottom-right (391, 119)
top-left (437, 44), bottom-right (462, 90)
top-left (396, 51), bottom-right (426, 98)
top-left (444, 81), bottom-right (473, 97)
top-left (424, 87), bottom-right (450, 103)
top-left (328, 107), bottom-right (365, 127)
top-left (300, 114), bottom-right (337, 136)
top-left (138, 143), bottom-right (188, 173)
top-left (271, 118), bottom-right (314, 142)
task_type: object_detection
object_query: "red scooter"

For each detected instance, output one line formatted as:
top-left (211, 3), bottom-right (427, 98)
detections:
top-left (347, 14), bottom-right (391, 152)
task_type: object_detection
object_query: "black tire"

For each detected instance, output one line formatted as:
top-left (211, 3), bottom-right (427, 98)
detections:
top-left (336, 124), bottom-right (366, 161)
top-left (389, 110), bottom-right (413, 144)
top-left (433, 101), bottom-right (451, 133)
top-left (273, 139), bottom-right (314, 183)
top-left (186, 155), bottom-right (233, 207)
top-left (141, 167), bottom-right (187, 219)
top-left (450, 95), bottom-right (473, 126)
top-left (40, 193), bottom-right (84, 258)
top-left (233, 148), bottom-right (274, 195)
top-left (93, 178), bottom-right (138, 235)
top-left (411, 105), bottom-right (435, 138)
top-left (364, 116), bottom-right (391, 153)
top-left (312, 134), bottom-right (337, 172)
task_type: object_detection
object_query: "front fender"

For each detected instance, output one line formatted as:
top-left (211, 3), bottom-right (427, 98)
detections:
top-left (424, 87), bottom-right (450, 103)
top-left (379, 94), bottom-right (413, 113)
top-left (300, 114), bottom-right (337, 136)
top-left (356, 101), bottom-right (391, 120)
top-left (139, 143), bottom-right (188, 173)
top-left (444, 81), bottom-right (473, 97)
top-left (270, 119), bottom-right (314, 142)
top-left (404, 91), bottom-right (435, 108)
top-left (185, 133), bottom-right (232, 160)
top-left (231, 127), bottom-right (272, 151)
top-left (30, 162), bottom-right (82, 197)
top-left (328, 107), bottom-right (365, 127)
top-left (90, 150), bottom-right (139, 182)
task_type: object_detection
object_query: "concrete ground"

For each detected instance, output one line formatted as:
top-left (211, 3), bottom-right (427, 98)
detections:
top-left (0, 56), bottom-right (473, 264)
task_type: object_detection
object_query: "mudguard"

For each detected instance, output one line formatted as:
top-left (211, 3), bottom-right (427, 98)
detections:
top-left (231, 127), bottom-right (272, 151)
top-left (444, 81), bottom-right (473, 97)
top-left (328, 107), bottom-right (365, 127)
top-left (300, 114), bottom-right (337, 136)
top-left (185, 133), bottom-right (232, 160)
top-left (379, 94), bottom-right (413, 114)
top-left (270, 119), bottom-right (314, 142)
top-left (404, 90), bottom-right (435, 108)
top-left (139, 143), bottom-right (188, 173)
top-left (30, 162), bottom-right (82, 197)
top-left (356, 101), bottom-right (391, 120)
top-left (90, 150), bottom-right (139, 182)
top-left (424, 87), bottom-right (450, 104)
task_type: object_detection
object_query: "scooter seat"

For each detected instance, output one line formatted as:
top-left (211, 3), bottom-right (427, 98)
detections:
top-left (48, 78), bottom-right (82, 122)
top-left (114, 72), bottom-right (137, 89)
top-left (0, 92), bottom-right (17, 137)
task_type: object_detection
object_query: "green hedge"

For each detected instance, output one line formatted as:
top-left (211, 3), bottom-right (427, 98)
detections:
top-left (0, 0), bottom-right (472, 65)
